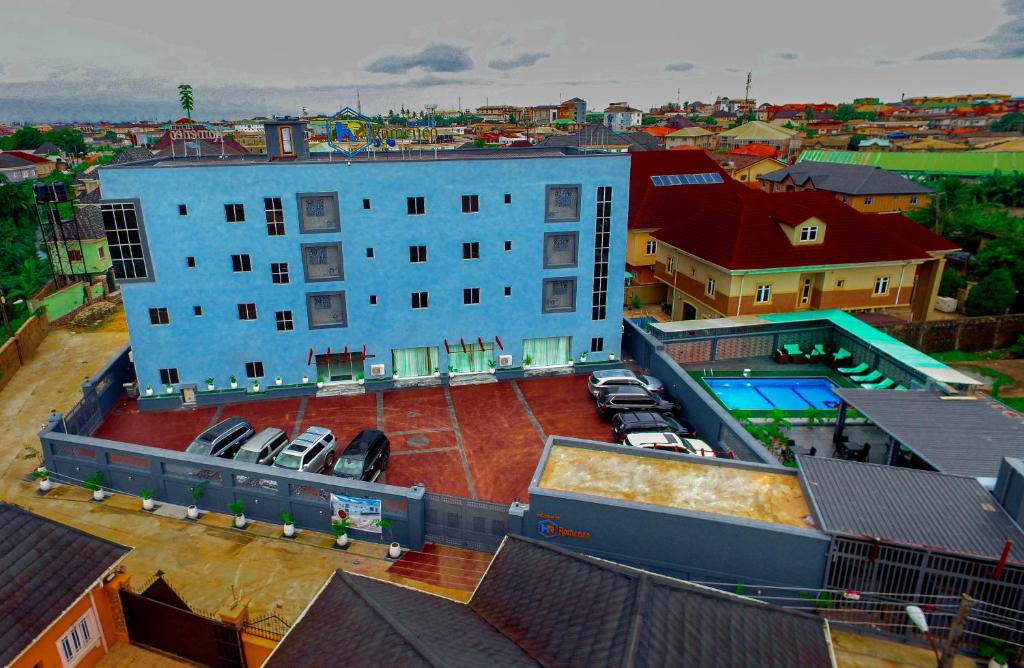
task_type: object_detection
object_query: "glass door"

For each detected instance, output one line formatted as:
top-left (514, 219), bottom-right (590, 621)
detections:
top-left (523, 336), bottom-right (571, 368)
top-left (315, 353), bottom-right (365, 382)
top-left (392, 346), bottom-right (440, 378)
top-left (447, 342), bottom-right (494, 373)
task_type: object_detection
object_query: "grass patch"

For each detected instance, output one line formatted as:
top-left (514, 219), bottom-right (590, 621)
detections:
top-left (997, 396), bottom-right (1024, 412)
top-left (929, 350), bottom-right (1005, 363)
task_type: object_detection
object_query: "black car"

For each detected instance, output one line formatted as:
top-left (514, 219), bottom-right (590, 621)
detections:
top-left (332, 429), bottom-right (390, 482)
top-left (185, 417), bottom-right (254, 458)
top-left (595, 386), bottom-right (678, 419)
top-left (611, 411), bottom-right (695, 442)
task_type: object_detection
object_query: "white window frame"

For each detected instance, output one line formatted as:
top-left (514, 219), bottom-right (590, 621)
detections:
top-left (645, 240), bottom-right (657, 255)
top-left (667, 257), bottom-right (675, 273)
top-left (874, 276), bottom-right (890, 295)
top-left (864, 196), bottom-right (873, 205)
top-left (755, 284), bottom-right (772, 304)
top-left (706, 277), bottom-right (716, 296)
top-left (57, 608), bottom-right (100, 668)
top-left (800, 226), bottom-right (818, 242)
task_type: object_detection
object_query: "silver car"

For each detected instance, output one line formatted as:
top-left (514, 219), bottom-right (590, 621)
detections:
top-left (588, 369), bottom-right (664, 397)
top-left (272, 427), bottom-right (337, 473)
top-left (233, 428), bottom-right (290, 466)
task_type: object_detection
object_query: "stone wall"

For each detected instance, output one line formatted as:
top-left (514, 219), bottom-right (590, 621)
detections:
top-left (877, 314), bottom-right (1024, 353)
top-left (0, 312), bottom-right (50, 393)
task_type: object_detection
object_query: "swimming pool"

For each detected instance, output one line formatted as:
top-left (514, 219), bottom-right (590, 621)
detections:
top-left (704, 377), bottom-right (842, 411)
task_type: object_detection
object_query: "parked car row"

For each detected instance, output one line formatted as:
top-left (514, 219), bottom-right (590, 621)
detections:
top-left (184, 418), bottom-right (390, 482)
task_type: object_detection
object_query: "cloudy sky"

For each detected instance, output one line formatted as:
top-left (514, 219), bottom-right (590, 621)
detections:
top-left (1, 0), bottom-right (1022, 122)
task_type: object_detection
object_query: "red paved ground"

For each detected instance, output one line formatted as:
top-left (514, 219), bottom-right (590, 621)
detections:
top-left (300, 393), bottom-right (377, 437)
top-left (388, 430), bottom-right (457, 454)
top-left (94, 397), bottom-right (217, 451)
top-left (226, 397), bottom-right (302, 436)
top-left (517, 375), bottom-right (611, 443)
top-left (451, 382), bottom-right (543, 503)
top-left (387, 543), bottom-right (491, 594)
top-left (385, 448), bottom-right (471, 498)
top-left (382, 387), bottom-right (451, 432)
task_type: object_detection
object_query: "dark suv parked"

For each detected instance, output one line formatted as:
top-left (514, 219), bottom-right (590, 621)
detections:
top-left (185, 417), bottom-right (254, 458)
top-left (332, 430), bottom-right (391, 482)
top-left (595, 386), bottom-right (678, 419)
top-left (611, 411), bottom-right (695, 442)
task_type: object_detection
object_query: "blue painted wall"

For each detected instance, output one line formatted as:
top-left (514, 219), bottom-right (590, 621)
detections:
top-left (100, 153), bottom-right (629, 388)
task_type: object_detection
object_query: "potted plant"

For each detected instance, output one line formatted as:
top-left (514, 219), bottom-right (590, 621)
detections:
top-left (392, 371), bottom-right (399, 380)
top-left (980, 637), bottom-right (1010, 668)
top-left (609, 352), bottom-right (616, 361)
top-left (375, 518), bottom-right (400, 559)
top-left (205, 376), bottom-right (215, 391)
top-left (281, 511), bottom-right (296, 537)
top-left (228, 500), bottom-right (246, 528)
top-left (165, 383), bottom-right (174, 394)
top-left (301, 373), bottom-right (309, 384)
top-left (31, 467), bottom-right (51, 492)
top-left (448, 364), bottom-right (458, 376)
top-left (230, 375), bottom-right (238, 389)
top-left (84, 472), bottom-right (105, 501)
top-left (252, 378), bottom-right (261, 393)
top-left (433, 367), bottom-right (440, 378)
top-left (332, 518), bottom-right (351, 548)
top-left (578, 351), bottom-right (588, 364)
top-left (144, 384), bottom-right (153, 396)
top-left (316, 375), bottom-right (325, 389)
top-left (357, 373), bottom-right (365, 386)
top-left (187, 480), bottom-right (208, 519)
top-left (275, 375), bottom-right (282, 386)
top-left (487, 360), bottom-right (496, 374)
top-left (523, 355), bottom-right (533, 369)
top-left (140, 488), bottom-right (155, 511)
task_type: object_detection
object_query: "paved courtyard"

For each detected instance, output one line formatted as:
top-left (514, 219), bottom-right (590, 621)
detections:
top-left (94, 374), bottom-right (614, 504)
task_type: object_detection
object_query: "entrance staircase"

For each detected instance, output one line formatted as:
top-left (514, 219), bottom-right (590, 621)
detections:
top-left (315, 383), bottom-right (366, 398)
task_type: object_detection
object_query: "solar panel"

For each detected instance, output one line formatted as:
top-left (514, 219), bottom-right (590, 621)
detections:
top-left (650, 172), bottom-right (725, 187)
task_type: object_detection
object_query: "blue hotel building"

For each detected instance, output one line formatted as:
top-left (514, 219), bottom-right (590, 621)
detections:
top-left (99, 123), bottom-right (629, 393)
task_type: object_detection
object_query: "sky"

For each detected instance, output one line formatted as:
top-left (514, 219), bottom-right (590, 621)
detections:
top-left (1, 0), bottom-right (1022, 122)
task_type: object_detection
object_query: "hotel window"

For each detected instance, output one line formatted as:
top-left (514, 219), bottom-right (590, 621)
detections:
top-left (462, 194), bottom-right (479, 213)
top-left (149, 307), bottom-right (169, 325)
top-left (245, 361), bottom-right (265, 378)
top-left (186, 256), bottom-right (196, 268)
top-left (225, 203), bottom-right (245, 223)
top-left (366, 247), bottom-right (375, 259)
top-left (102, 201), bottom-right (150, 281)
top-left (755, 284), bottom-right (772, 303)
top-left (297, 193), bottom-right (340, 233)
top-left (504, 240), bottom-right (512, 251)
top-left (874, 276), bottom-right (890, 295)
top-left (409, 245), bottom-right (427, 263)
top-left (237, 303), bottom-right (257, 320)
top-left (863, 196), bottom-right (873, 205)
top-left (407, 196), bottom-right (426, 215)
top-left (302, 243), bottom-right (344, 282)
top-left (543, 232), bottom-right (578, 269)
top-left (504, 193), bottom-right (512, 204)
top-left (231, 254), bottom-right (252, 272)
top-left (275, 310), bottom-right (294, 331)
top-left (801, 278), bottom-right (812, 305)
top-left (542, 277), bottom-right (576, 313)
top-left (411, 291), bottom-right (429, 309)
top-left (646, 240), bottom-right (657, 255)
top-left (265, 197), bottom-right (285, 235)
top-left (463, 242), bottom-right (480, 260)
top-left (178, 204), bottom-right (188, 216)
top-left (706, 277), bottom-right (716, 296)
top-left (463, 287), bottom-right (480, 305)
top-left (194, 305), bottom-right (203, 316)
top-left (836, 279), bottom-right (846, 288)
top-left (591, 186), bottom-right (612, 320)
top-left (307, 292), bottom-right (348, 328)
top-left (545, 184), bottom-right (580, 222)
top-left (504, 286), bottom-right (512, 297)
top-left (159, 368), bottom-right (179, 385)
top-left (800, 225), bottom-right (818, 242)
top-left (279, 126), bottom-right (294, 155)
top-left (591, 337), bottom-right (604, 353)
top-left (271, 262), bottom-right (290, 284)
top-left (369, 294), bottom-right (378, 305)
top-left (362, 198), bottom-right (371, 210)
top-left (909, 195), bottom-right (918, 205)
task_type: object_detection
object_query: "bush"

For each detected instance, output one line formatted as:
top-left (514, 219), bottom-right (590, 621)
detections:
top-left (964, 269), bottom-right (1017, 316)
top-left (938, 268), bottom-right (965, 298)
top-left (1010, 334), bottom-right (1024, 359)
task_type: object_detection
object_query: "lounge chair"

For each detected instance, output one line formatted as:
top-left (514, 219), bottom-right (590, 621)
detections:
top-left (830, 348), bottom-right (852, 368)
top-left (894, 384), bottom-right (908, 390)
top-left (838, 362), bottom-right (869, 376)
top-left (807, 343), bottom-right (827, 362)
top-left (862, 377), bottom-right (895, 390)
top-left (851, 370), bottom-right (882, 384)
top-left (782, 343), bottom-right (809, 364)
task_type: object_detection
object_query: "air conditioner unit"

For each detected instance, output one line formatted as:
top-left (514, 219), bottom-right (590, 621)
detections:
top-left (370, 364), bottom-right (386, 377)
top-left (499, 355), bottom-right (513, 367)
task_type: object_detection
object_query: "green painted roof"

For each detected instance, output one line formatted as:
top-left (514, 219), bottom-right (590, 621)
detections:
top-left (797, 150), bottom-right (1024, 176)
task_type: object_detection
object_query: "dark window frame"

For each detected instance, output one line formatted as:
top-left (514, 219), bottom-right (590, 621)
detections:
top-left (463, 287), bottom-right (480, 305)
top-left (411, 291), bottom-right (429, 309)
top-left (461, 194), bottom-right (479, 213)
top-left (275, 310), bottom-right (294, 331)
top-left (462, 242), bottom-right (480, 260)
top-left (148, 307), bottom-right (169, 325)
top-left (264, 196), bottom-right (285, 236)
top-left (237, 303), bottom-right (258, 320)
top-left (245, 361), bottom-right (265, 378)
top-left (231, 254), bottom-right (252, 273)
top-left (406, 196), bottom-right (426, 216)
top-left (225, 203), bottom-right (246, 223)
top-left (159, 368), bottom-right (180, 385)
top-left (271, 262), bottom-right (290, 284)
top-left (409, 245), bottom-right (427, 263)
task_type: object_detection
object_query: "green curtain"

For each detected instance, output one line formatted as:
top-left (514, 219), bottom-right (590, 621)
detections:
top-left (523, 337), bottom-right (571, 367)
top-left (392, 347), bottom-right (438, 378)
top-left (448, 343), bottom-right (494, 373)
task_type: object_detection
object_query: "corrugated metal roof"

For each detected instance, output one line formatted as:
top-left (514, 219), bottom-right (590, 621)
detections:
top-left (796, 149), bottom-right (1024, 176)
top-left (833, 388), bottom-right (1024, 479)
top-left (798, 457), bottom-right (1024, 563)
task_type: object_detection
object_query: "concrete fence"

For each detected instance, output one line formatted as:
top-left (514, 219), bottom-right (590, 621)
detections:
top-left (877, 313), bottom-right (1024, 353)
top-left (0, 312), bottom-right (50, 393)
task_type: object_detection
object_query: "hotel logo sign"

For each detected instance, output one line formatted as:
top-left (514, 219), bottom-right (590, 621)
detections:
top-left (327, 107), bottom-right (373, 157)
top-left (536, 514), bottom-right (591, 540)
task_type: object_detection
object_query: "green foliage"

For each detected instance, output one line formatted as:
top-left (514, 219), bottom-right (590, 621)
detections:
top-left (990, 112), bottom-right (1024, 132)
top-left (1010, 334), bottom-right (1024, 359)
top-left (782, 121), bottom-right (795, 129)
top-left (227, 500), bottom-right (244, 516)
top-left (973, 236), bottom-right (1024, 291)
top-left (375, 517), bottom-right (394, 542)
top-left (848, 134), bottom-right (867, 150)
top-left (31, 467), bottom-right (49, 480)
top-left (641, 116), bottom-right (658, 126)
top-left (189, 479), bottom-right (209, 502)
top-left (803, 407), bottom-right (824, 428)
top-left (83, 472), bottom-right (104, 491)
top-left (804, 128), bottom-right (817, 138)
top-left (937, 268), bottom-right (965, 298)
top-left (979, 636), bottom-right (1011, 664)
top-left (178, 83), bottom-right (194, 120)
top-left (140, 488), bottom-right (153, 500)
top-left (331, 518), bottom-right (350, 537)
top-left (281, 511), bottom-right (294, 525)
top-left (964, 269), bottom-right (1016, 316)
top-left (1, 126), bottom-right (43, 150)
top-left (906, 174), bottom-right (1024, 253)
top-left (631, 293), bottom-right (641, 309)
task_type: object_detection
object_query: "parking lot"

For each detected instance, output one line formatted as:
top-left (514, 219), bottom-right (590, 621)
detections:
top-left (94, 375), bottom-right (613, 504)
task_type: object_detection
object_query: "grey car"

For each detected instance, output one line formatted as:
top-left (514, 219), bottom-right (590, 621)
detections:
top-left (587, 369), bottom-right (664, 397)
top-left (233, 428), bottom-right (290, 466)
top-left (272, 427), bottom-right (338, 474)
top-left (185, 417), bottom-right (254, 459)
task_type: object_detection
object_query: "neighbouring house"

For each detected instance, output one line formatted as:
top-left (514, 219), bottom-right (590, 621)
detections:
top-left (1, 502), bottom-right (130, 668)
top-left (603, 102), bottom-right (643, 132)
top-left (631, 151), bottom-right (957, 321)
top-left (475, 105), bottom-right (519, 122)
top-left (534, 123), bottom-right (660, 153)
top-left (707, 152), bottom-right (787, 187)
top-left (795, 149), bottom-right (1024, 180)
top-left (46, 205), bottom-right (115, 286)
top-left (665, 115), bottom-right (697, 130)
top-left (34, 141), bottom-right (63, 156)
top-left (856, 138), bottom-right (891, 151)
top-left (758, 161), bottom-right (933, 213)
top-left (715, 121), bottom-right (801, 159)
top-left (0, 152), bottom-right (39, 182)
top-left (556, 97), bottom-right (587, 124)
top-left (895, 137), bottom-right (966, 151)
top-left (265, 535), bottom-right (833, 667)
top-left (664, 126), bottom-right (714, 149)
top-left (2, 150), bottom-right (61, 178)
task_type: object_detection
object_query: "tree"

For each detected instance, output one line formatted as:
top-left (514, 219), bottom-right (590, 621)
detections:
top-left (40, 128), bottom-right (86, 155)
top-left (833, 103), bottom-right (857, 122)
top-left (991, 112), bottom-right (1024, 132)
top-left (847, 134), bottom-right (867, 150)
top-left (964, 269), bottom-right (1016, 316)
top-left (507, 114), bottom-right (517, 124)
top-left (938, 267), bottom-right (965, 298)
top-left (178, 83), bottom-right (194, 120)
top-left (973, 235), bottom-right (1024, 292)
top-left (782, 121), bottom-right (795, 130)
top-left (804, 107), bottom-right (815, 121)
top-left (2, 126), bottom-right (43, 150)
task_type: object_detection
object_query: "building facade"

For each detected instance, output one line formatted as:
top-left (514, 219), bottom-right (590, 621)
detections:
top-left (603, 103), bottom-right (642, 132)
top-left (99, 147), bottom-right (628, 391)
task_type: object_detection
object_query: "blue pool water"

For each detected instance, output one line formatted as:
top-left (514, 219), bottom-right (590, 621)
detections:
top-left (705, 377), bottom-right (842, 411)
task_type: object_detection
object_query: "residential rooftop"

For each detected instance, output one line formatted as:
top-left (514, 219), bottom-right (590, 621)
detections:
top-left (759, 161), bottom-right (933, 195)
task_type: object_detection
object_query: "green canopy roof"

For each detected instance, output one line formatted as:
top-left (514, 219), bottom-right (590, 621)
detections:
top-left (797, 150), bottom-right (1024, 177)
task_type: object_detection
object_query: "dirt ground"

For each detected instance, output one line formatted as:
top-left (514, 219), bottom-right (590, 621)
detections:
top-left (951, 358), bottom-right (1024, 397)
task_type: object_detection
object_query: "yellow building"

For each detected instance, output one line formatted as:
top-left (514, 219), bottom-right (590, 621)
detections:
top-left (232, 132), bottom-right (267, 154)
top-left (758, 162), bottom-right (933, 213)
top-left (707, 154), bottom-right (787, 187)
top-left (664, 127), bottom-right (714, 149)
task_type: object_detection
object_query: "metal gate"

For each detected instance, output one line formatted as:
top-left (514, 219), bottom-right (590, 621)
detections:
top-left (119, 577), bottom-right (246, 667)
top-left (424, 492), bottom-right (509, 552)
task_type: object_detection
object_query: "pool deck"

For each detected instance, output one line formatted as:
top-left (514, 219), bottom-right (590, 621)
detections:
top-left (537, 444), bottom-right (815, 528)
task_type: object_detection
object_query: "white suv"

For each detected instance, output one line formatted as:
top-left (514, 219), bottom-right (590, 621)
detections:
top-left (272, 427), bottom-right (337, 473)
top-left (624, 432), bottom-right (716, 457)
top-left (587, 369), bottom-right (664, 398)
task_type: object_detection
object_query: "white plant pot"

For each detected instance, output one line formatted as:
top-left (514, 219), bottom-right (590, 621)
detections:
top-left (989, 659), bottom-right (1008, 668)
top-left (234, 514), bottom-right (246, 528)
top-left (275, 379), bottom-right (282, 386)
top-left (489, 368), bottom-right (495, 374)
top-left (358, 379), bottom-right (365, 385)
top-left (433, 372), bottom-right (440, 377)
top-left (230, 382), bottom-right (238, 389)
top-left (252, 385), bottom-right (261, 393)
top-left (207, 384), bottom-right (215, 391)
top-left (336, 533), bottom-right (349, 548)
top-left (92, 489), bottom-right (104, 501)
top-left (393, 374), bottom-right (399, 380)
top-left (187, 505), bottom-right (199, 519)
top-left (609, 354), bottom-right (616, 361)
top-left (39, 478), bottom-right (52, 492)
top-left (302, 376), bottom-right (309, 384)
top-left (283, 523), bottom-right (295, 537)
top-left (316, 381), bottom-right (324, 388)
top-left (388, 542), bottom-right (402, 559)
top-left (165, 386), bottom-right (174, 394)
top-left (568, 361), bottom-right (574, 367)
top-left (142, 497), bottom-right (154, 511)
top-left (145, 388), bottom-right (153, 396)
top-left (579, 356), bottom-right (587, 363)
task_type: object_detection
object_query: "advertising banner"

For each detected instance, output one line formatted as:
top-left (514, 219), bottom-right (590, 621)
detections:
top-left (330, 493), bottom-right (382, 533)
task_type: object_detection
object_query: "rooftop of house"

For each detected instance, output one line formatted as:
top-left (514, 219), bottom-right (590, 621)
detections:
top-left (0, 153), bottom-right (35, 169)
top-left (758, 161), bottom-right (933, 195)
top-left (604, 104), bottom-right (642, 113)
top-left (2, 150), bottom-right (52, 164)
top-left (796, 149), bottom-right (1024, 176)
top-left (0, 503), bottom-right (130, 666)
top-left (667, 126), bottom-right (713, 137)
top-left (707, 152), bottom-right (779, 170)
top-left (268, 535), bottom-right (832, 667)
top-left (718, 121), bottom-right (798, 140)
